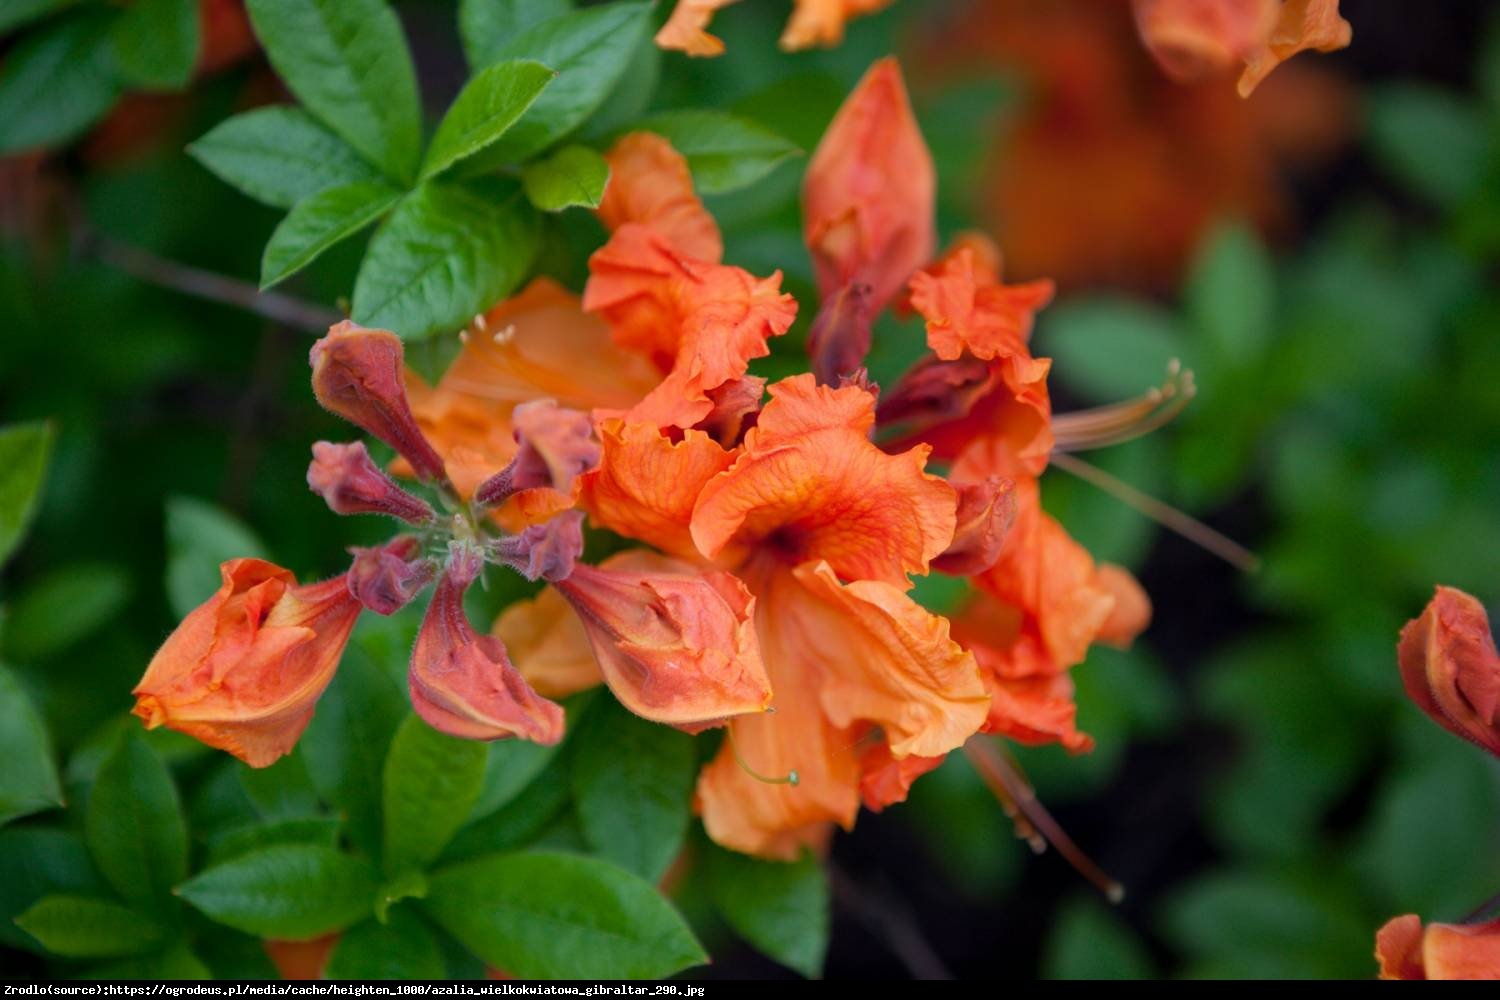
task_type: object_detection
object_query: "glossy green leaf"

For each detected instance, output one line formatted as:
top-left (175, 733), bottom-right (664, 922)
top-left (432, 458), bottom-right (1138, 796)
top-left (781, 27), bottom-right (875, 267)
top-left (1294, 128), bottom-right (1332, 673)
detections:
top-left (382, 715), bottom-right (489, 877)
top-left (444, 752), bottom-right (571, 862)
top-left (207, 817), bottom-right (343, 867)
top-left (351, 179), bottom-right (540, 339)
top-left (15, 896), bottom-right (163, 959)
top-left (1040, 297), bottom-right (1192, 403)
top-left (237, 750), bottom-right (322, 820)
top-left (459, 0), bottom-right (572, 69)
top-left (85, 728), bottom-right (188, 914)
top-left (422, 59), bottom-right (555, 179)
top-left (1185, 221), bottom-right (1274, 366)
top-left (633, 110), bottom-right (800, 194)
top-left (244, 0), bottom-right (422, 182)
top-left (424, 851), bottom-right (706, 979)
top-left (164, 496), bottom-right (267, 619)
top-left (477, 3), bottom-right (652, 165)
top-left (0, 421), bottom-right (53, 569)
top-left (178, 844), bottom-right (377, 938)
top-left (0, 828), bottom-right (107, 952)
top-left (3, 562), bottom-right (130, 662)
top-left (326, 910), bottom-right (446, 979)
top-left (571, 698), bottom-right (695, 882)
top-left (111, 0), bottom-right (199, 91)
top-left (260, 181), bottom-right (401, 289)
top-left (1367, 83), bottom-right (1491, 209)
top-left (189, 106), bottom-right (384, 210)
top-left (470, 737), bottom-right (562, 821)
top-left (0, 13), bottom-right (121, 155)
top-left (0, 667), bottom-right (62, 826)
top-left (704, 844), bottom-right (828, 978)
top-left (522, 144), bottom-right (609, 211)
top-left (1042, 897), bottom-right (1153, 980)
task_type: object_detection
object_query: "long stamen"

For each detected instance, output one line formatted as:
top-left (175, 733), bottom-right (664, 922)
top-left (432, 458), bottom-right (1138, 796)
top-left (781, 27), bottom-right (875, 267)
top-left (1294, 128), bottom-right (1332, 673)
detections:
top-left (1052, 361), bottom-right (1197, 452)
top-left (1461, 887), bottom-right (1500, 924)
top-left (964, 737), bottom-right (1124, 903)
top-left (1048, 450), bottom-right (1261, 573)
top-left (728, 722), bottom-right (800, 786)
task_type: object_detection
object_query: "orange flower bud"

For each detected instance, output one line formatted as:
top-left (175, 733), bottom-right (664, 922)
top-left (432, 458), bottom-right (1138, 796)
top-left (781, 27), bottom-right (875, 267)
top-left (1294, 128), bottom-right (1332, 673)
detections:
top-left (489, 510), bottom-right (585, 583)
top-left (307, 441), bottom-right (435, 523)
top-left (409, 548), bottom-right (564, 744)
top-left (554, 557), bottom-right (772, 729)
top-left (132, 560), bottom-right (362, 767)
top-left (1397, 586), bottom-right (1500, 758)
top-left (310, 322), bottom-right (448, 483)
top-left (932, 475), bottom-right (1017, 576)
top-left (347, 536), bottom-right (433, 616)
top-left (806, 281), bottom-right (874, 386)
top-left (475, 400), bottom-right (599, 506)
top-left (1376, 914), bottom-right (1500, 980)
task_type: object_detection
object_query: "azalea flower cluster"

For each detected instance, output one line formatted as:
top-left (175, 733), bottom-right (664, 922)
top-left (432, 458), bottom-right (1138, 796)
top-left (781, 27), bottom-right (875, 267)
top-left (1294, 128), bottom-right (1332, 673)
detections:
top-left (1374, 587), bottom-right (1500, 980)
top-left (133, 59), bottom-right (1156, 861)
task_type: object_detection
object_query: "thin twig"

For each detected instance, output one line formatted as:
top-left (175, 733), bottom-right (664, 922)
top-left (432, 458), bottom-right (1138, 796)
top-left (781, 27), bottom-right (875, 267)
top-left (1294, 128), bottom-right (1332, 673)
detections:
top-left (1048, 450), bottom-right (1262, 573)
top-left (829, 862), bottom-right (953, 980)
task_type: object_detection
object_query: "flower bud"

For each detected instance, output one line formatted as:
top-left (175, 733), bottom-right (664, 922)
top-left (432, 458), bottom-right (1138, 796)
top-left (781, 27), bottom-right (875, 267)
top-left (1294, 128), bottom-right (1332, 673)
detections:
top-left (310, 322), bottom-right (448, 483)
top-left (475, 400), bottom-right (599, 506)
top-left (1397, 586), bottom-right (1500, 757)
top-left (308, 441), bottom-right (436, 523)
top-left (554, 558), bottom-right (772, 729)
top-left (489, 510), bottom-right (585, 583)
top-left (932, 476), bottom-right (1017, 576)
top-left (807, 282), bottom-right (873, 386)
top-left (408, 547), bottom-right (564, 743)
top-left (132, 559), bottom-right (361, 767)
top-left (347, 536), bottom-right (434, 616)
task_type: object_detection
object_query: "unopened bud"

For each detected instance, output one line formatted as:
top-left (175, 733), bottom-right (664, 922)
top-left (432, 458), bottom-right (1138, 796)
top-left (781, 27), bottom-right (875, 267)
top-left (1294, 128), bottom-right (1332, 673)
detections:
top-left (347, 537), bottom-right (434, 616)
top-left (475, 400), bottom-right (599, 506)
top-left (308, 441), bottom-right (435, 524)
top-left (490, 511), bottom-right (585, 583)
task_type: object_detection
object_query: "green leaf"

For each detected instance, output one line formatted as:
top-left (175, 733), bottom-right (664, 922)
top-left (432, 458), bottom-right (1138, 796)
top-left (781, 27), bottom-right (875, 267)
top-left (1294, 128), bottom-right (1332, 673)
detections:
top-left (88, 942), bottom-right (212, 980)
top-left (1042, 897), bottom-right (1153, 980)
top-left (381, 715), bottom-right (489, 877)
top-left (632, 110), bottom-right (801, 194)
top-left (3, 562), bottom-right (131, 662)
top-left (0, 13), bottom-right (121, 155)
top-left (1040, 297), bottom-right (1191, 402)
top-left (86, 729), bottom-right (188, 914)
top-left (189, 106), bottom-right (384, 210)
top-left (1185, 221), bottom-right (1274, 366)
top-left (110, 0), bottom-right (199, 91)
top-left (444, 752), bottom-right (571, 862)
top-left (0, 421), bottom-right (53, 569)
top-left (326, 910), bottom-right (446, 979)
top-left (164, 496), bottom-right (267, 619)
top-left (424, 851), bottom-right (706, 979)
top-left (260, 181), bottom-right (401, 289)
top-left (470, 737), bottom-right (561, 821)
top-left (178, 845), bottom-right (377, 938)
top-left (422, 59), bottom-right (556, 180)
top-left (207, 817), bottom-right (343, 867)
top-left (522, 144), bottom-right (609, 212)
top-left (459, 0), bottom-right (572, 70)
top-left (1366, 83), bottom-right (1491, 209)
top-left (477, 3), bottom-right (652, 165)
top-left (0, 0), bottom-right (78, 34)
top-left (704, 845), bottom-right (828, 978)
top-left (571, 698), bottom-right (695, 882)
top-left (15, 896), bottom-right (163, 959)
top-left (351, 179), bottom-right (540, 339)
top-left (244, 0), bottom-right (422, 182)
top-left (237, 750), bottom-right (322, 820)
top-left (0, 828), bottom-right (107, 952)
top-left (0, 667), bottom-right (62, 826)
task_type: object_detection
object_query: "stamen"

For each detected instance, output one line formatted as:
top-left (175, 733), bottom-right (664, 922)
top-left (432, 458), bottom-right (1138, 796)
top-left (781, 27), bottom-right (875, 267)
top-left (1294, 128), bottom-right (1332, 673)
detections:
top-left (1052, 362), bottom-right (1196, 452)
top-left (728, 724), bottom-right (800, 786)
top-left (492, 323), bottom-right (516, 346)
top-left (964, 737), bottom-right (1125, 903)
top-left (473, 312), bottom-right (488, 332)
top-left (1048, 450), bottom-right (1261, 573)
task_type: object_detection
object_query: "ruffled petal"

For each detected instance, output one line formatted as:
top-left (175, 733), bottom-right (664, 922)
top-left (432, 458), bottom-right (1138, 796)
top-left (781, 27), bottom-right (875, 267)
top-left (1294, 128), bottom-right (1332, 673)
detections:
top-left (599, 131), bottom-right (722, 261)
top-left (1238, 0), bottom-right (1351, 97)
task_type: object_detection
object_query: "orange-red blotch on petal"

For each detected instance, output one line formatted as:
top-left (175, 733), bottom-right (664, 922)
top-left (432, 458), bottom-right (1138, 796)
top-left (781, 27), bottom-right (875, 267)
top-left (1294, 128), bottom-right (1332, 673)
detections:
top-left (909, 236), bottom-right (1055, 364)
top-left (1376, 914), bottom-right (1500, 980)
top-left (409, 551), bottom-right (564, 744)
top-left (1238, 0), bottom-right (1351, 97)
top-left (691, 374), bottom-right (957, 587)
top-left (803, 58), bottom-right (935, 313)
top-left (655, 0), bottom-right (738, 58)
top-left (554, 551), bottom-right (772, 729)
top-left (781, 0), bottom-right (895, 51)
top-left (1133, 0), bottom-right (1278, 82)
top-left (1397, 586), bottom-right (1500, 758)
top-left (600, 132), bottom-right (722, 263)
top-left (858, 741), bottom-right (944, 812)
top-left (580, 419), bottom-right (736, 561)
top-left (132, 560), bottom-right (362, 768)
top-left (932, 475), bottom-right (1017, 577)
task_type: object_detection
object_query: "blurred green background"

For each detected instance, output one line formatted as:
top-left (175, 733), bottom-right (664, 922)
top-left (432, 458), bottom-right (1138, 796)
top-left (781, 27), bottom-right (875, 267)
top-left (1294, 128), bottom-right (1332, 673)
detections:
top-left (2, 0), bottom-right (1499, 980)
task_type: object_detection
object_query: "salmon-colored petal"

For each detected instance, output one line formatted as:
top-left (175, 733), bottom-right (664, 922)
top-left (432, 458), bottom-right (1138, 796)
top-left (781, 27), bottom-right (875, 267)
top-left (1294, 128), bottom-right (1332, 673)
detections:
top-left (1133, 0), bottom-right (1278, 82)
top-left (789, 560), bottom-right (987, 757)
top-left (985, 672), bottom-right (1094, 753)
top-left (1397, 586), bottom-right (1500, 758)
top-left (1424, 919), bottom-right (1500, 981)
top-left (781, 0), bottom-right (895, 52)
top-left (655, 0), bottom-right (737, 58)
top-left (580, 419), bottom-right (735, 560)
top-left (803, 58), bottom-right (935, 311)
top-left (599, 132), bottom-right (722, 262)
top-left (909, 238), bottom-right (1055, 363)
top-left (493, 582), bottom-right (603, 699)
top-left (858, 741), bottom-right (944, 811)
top-left (1094, 562), bottom-right (1152, 648)
top-left (1237, 0), bottom-right (1351, 97)
top-left (1375, 914), bottom-right (1427, 980)
top-left (931, 475), bottom-right (1017, 577)
top-left (691, 375), bottom-right (957, 587)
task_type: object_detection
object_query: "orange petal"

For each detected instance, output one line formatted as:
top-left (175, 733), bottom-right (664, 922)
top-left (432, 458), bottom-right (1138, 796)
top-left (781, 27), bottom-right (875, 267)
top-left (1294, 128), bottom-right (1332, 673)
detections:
top-left (803, 57), bottom-right (935, 311)
top-left (859, 741), bottom-right (943, 812)
top-left (1094, 562), bottom-right (1153, 648)
top-left (931, 475), bottom-right (1017, 577)
top-left (599, 132), bottom-right (722, 262)
top-left (1237, 0), bottom-right (1351, 97)
top-left (780, 0), bottom-right (895, 52)
top-left (492, 581), bottom-right (603, 700)
top-left (264, 934), bottom-right (338, 980)
top-left (655, 0), bottom-right (738, 58)
top-left (1375, 914), bottom-right (1427, 980)
top-left (909, 236), bottom-right (1055, 363)
top-left (580, 419), bottom-right (736, 561)
top-left (789, 560), bottom-right (987, 757)
top-left (1424, 918), bottom-right (1500, 980)
top-left (691, 374), bottom-right (957, 587)
top-left (982, 672), bottom-right (1094, 753)
top-left (1397, 586), bottom-right (1500, 758)
top-left (1132, 0), bottom-right (1278, 82)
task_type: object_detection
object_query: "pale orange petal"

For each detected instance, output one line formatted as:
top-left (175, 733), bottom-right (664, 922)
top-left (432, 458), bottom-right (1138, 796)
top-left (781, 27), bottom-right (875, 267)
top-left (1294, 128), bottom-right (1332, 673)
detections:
top-left (599, 132), bottom-right (722, 262)
top-left (1133, 0), bottom-right (1278, 81)
top-left (492, 583), bottom-right (602, 700)
top-left (909, 239), bottom-right (1055, 363)
top-left (1375, 914), bottom-right (1427, 980)
top-left (1094, 562), bottom-right (1152, 648)
top-left (858, 741), bottom-right (943, 811)
top-left (1424, 919), bottom-right (1500, 981)
top-left (1237, 0), bottom-right (1351, 97)
top-left (656, 0), bottom-right (737, 58)
top-left (780, 0), bottom-right (894, 51)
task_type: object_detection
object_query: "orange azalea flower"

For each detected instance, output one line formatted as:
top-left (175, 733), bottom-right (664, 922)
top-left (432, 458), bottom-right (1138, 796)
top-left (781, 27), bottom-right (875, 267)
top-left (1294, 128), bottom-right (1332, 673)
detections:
top-left (1397, 586), bottom-right (1500, 758)
top-left (132, 559), bottom-right (361, 768)
top-left (1237, 0), bottom-right (1352, 97)
top-left (657, 0), bottom-right (894, 56)
top-left (1376, 914), bottom-right (1500, 980)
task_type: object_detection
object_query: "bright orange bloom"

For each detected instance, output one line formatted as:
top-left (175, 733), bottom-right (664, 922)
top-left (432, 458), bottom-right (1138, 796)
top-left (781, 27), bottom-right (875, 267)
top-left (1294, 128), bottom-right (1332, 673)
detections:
top-left (1238, 0), bottom-right (1352, 96)
top-left (132, 559), bottom-right (361, 768)
top-left (1397, 586), bottom-right (1500, 758)
top-left (909, 235), bottom-right (1055, 366)
top-left (656, 0), bottom-right (893, 56)
top-left (598, 132), bottom-right (722, 263)
top-left (1376, 915), bottom-right (1500, 980)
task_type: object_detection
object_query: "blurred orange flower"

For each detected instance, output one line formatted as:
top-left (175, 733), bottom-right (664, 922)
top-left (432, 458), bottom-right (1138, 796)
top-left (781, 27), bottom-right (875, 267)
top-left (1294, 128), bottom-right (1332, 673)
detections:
top-left (1376, 914), bottom-right (1500, 980)
top-left (657, 0), bottom-right (894, 56)
top-left (1397, 586), bottom-right (1500, 758)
